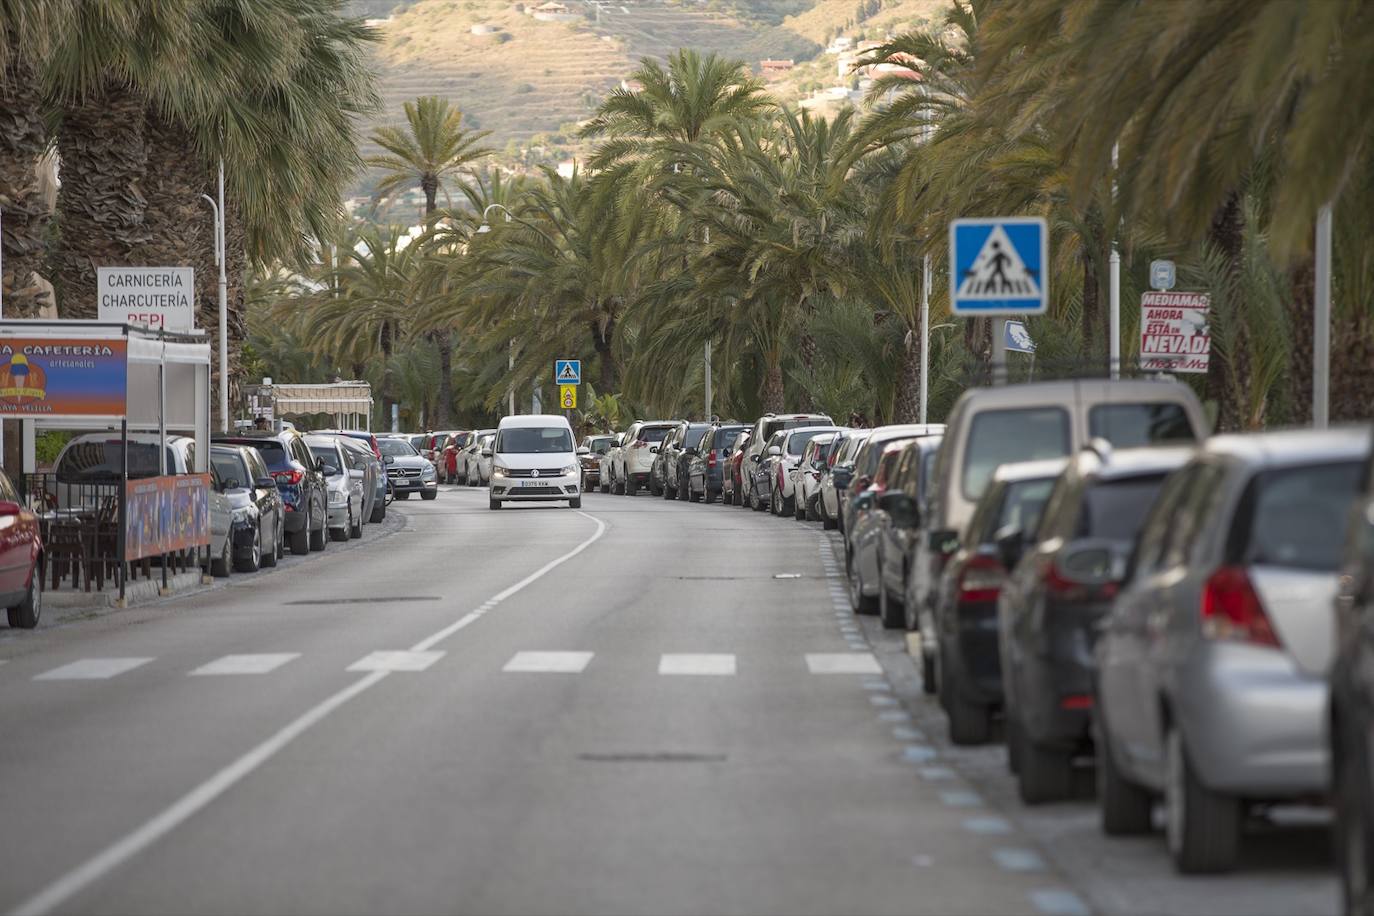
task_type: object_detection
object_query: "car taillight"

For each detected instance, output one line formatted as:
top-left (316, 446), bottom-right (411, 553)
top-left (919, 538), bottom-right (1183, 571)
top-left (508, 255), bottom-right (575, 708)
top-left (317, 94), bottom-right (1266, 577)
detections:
top-left (707, 450), bottom-right (717, 469)
top-left (272, 469), bottom-right (303, 485)
top-left (1200, 566), bottom-right (1280, 648)
top-left (958, 554), bottom-right (1004, 604)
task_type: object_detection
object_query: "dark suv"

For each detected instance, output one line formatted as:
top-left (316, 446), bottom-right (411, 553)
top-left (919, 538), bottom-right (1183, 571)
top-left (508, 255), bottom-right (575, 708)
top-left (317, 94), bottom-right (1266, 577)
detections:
top-left (214, 431), bottom-right (328, 555)
top-left (687, 423), bottom-right (748, 503)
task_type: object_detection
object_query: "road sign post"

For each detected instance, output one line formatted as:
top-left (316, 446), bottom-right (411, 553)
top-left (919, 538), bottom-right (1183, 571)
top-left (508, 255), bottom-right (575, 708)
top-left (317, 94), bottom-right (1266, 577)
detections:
top-left (950, 218), bottom-right (1047, 386)
top-left (559, 385), bottom-right (577, 410)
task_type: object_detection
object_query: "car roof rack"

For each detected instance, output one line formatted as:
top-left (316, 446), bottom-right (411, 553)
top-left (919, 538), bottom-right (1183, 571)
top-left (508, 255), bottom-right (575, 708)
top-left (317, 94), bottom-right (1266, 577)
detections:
top-left (1081, 437), bottom-right (1113, 461)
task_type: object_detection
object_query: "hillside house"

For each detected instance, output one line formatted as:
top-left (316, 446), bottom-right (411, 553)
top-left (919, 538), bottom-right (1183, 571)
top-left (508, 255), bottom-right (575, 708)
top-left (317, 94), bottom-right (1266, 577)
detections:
top-left (529, 1), bottom-right (581, 21)
top-left (759, 59), bottom-right (795, 79)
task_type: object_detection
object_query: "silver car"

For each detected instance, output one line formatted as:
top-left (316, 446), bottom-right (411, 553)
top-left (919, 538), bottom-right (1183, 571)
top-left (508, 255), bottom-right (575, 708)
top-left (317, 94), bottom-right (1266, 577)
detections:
top-left (306, 436), bottom-right (363, 540)
top-left (1095, 426), bottom-right (1370, 874)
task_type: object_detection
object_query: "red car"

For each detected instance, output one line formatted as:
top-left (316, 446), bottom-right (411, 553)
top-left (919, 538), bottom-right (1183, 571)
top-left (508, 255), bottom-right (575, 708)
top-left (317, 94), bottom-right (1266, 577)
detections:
top-left (722, 432), bottom-right (752, 506)
top-left (441, 431), bottom-right (474, 483)
top-left (0, 468), bottom-right (43, 628)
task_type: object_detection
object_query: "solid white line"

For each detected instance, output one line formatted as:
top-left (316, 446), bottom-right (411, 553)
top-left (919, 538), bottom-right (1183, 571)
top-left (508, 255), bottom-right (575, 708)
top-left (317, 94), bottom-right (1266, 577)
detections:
top-left (11, 509), bottom-right (608, 916)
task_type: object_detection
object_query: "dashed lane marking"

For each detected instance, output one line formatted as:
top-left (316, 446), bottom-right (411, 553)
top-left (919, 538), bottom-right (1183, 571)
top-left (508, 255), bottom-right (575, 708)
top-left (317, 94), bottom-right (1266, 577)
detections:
top-left (502, 651), bottom-right (594, 674)
top-left (189, 654), bottom-right (300, 676)
top-left (658, 654), bottom-right (736, 676)
top-left (992, 848), bottom-right (1046, 872)
top-left (939, 789), bottom-right (984, 807)
top-left (35, 658), bottom-right (153, 681)
top-left (347, 650), bottom-right (445, 673)
top-left (1027, 889), bottom-right (1091, 916)
top-left (963, 816), bottom-right (1014, 835)
top-left (804, 652), bottom-right (882, 674)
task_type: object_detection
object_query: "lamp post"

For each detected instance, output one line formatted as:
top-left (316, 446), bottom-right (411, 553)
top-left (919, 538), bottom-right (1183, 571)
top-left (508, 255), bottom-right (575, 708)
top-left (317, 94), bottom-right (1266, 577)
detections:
top-left (199, 159), bottom-right (229, 433)
top-left (477, 204), bottom-right (516, 415)
top-left (1109, 143), bottom-right (1121, 379)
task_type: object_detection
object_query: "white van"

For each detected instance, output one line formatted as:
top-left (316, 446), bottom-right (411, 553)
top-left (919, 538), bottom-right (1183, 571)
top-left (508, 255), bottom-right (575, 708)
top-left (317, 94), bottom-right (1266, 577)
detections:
top-left (487, 415), bottom-right (581, 510)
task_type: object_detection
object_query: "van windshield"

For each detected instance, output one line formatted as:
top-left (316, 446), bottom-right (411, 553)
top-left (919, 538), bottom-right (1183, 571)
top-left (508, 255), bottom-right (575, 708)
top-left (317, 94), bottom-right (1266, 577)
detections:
top-left (962, 407), bottom-right (1070, 502)
top-left (1089, 403), bottom-right (1196, 447)
top-left (497, 426), bottom-right (574, 454)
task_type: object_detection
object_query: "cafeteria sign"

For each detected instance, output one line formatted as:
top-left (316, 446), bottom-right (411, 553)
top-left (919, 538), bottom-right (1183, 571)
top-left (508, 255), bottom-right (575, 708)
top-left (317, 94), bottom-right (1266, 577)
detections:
top-left (0, 338), bottom-right (128, 417)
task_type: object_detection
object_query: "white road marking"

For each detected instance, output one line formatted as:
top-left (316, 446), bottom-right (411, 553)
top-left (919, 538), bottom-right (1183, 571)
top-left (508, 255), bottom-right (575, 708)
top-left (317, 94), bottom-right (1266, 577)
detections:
top-left (347, 650), bottom-right (445, 673)
top-left (804, 652), bottom-right (882, 674)
top-left (992, 848), bottom-right (1046, 872)
top-left (502, 651), bottom-right (594, 674)
top-left (963, 816), bottom-right (1014, 835)
top-left (189, 654), bottom-right (300, 676)
top-left (35, 658), bottom-right (153, 681)
top-left (868, 694), bottom-right (898, 707)
top-left (918, 766), bottom-right (957, 780)
top-left (1028, 889), bottom-right (1090, 916)
top-left (658, 653), bottom-right (736, 676)
top-left (12, 510), bottom-right (608, 916)
top-left (877, 710), bottom-right (911, 722)
top-left (939, 789), bottom-right (984, 807)
top-left (902, 744), bottom-right (938, 763)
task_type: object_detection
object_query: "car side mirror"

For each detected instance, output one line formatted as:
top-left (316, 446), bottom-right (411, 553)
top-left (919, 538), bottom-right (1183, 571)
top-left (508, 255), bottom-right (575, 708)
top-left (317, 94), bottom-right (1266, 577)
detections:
top-left (1056, 539), bottom-right (1128, 588)
top-left (852, 491), bottom-right (874, 512)
top-left (577, 446), bottom-right (590, 455)
top-left (254, 476), bottom-right (276, 489)
top-left (994, 525), bottom-right (1025, 571)
top-left (750, 454), bottom-right (761, 463)
top-left (481, 449), bottom-right (492, 458)
top-left (877, 492), bottom-right (919, 528)
top-left (315, 458), bottom-right (327, 473)
top-left (349, 469), bottom-right (364, 479)
top-left (766, 445), bottom-right (782, 457)
top-left (928, 528), bottom-right (959, 556)
top-left (384, 455), bottom-right (395, 465)
top-left (685, 447), bottom-right (698, 456)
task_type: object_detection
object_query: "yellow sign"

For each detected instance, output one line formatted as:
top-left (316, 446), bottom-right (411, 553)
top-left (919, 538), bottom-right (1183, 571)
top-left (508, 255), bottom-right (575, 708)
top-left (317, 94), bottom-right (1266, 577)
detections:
top-left (559, 384), bottom-right (577, 409)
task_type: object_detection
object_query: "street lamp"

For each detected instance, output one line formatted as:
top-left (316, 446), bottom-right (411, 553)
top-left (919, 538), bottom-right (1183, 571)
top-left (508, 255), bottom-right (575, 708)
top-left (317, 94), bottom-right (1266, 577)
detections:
top-left (199, 159), bottom-right (228, 433)
top-left (476, 203), bottom-right (513, 234)
top-left (474, 203), bottom-right (516, 413)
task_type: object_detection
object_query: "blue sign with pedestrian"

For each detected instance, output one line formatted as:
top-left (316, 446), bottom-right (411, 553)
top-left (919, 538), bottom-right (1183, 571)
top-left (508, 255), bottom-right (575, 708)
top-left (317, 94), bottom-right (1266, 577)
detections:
top-left (555, 359), bottom-right (581, 385)
top-left (949, 217), bottom-right (1049, 315)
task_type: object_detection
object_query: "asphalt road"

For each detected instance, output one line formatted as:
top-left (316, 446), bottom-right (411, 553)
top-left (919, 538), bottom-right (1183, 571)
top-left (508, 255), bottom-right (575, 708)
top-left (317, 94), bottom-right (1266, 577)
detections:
top-left (0, 486), bottom-right (1333, 915)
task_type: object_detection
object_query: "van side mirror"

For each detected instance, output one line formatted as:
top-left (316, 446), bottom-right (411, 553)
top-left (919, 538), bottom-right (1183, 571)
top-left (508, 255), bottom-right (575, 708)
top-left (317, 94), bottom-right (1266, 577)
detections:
top-left (577, 446), bottom-right (590, 455)
top-left (481, 449), bottom-right (493, 458)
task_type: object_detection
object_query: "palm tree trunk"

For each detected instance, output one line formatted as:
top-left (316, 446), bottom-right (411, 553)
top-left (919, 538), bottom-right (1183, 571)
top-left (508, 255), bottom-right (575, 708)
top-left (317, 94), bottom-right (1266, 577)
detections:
top-left (761, 359), bottom-right (784, 413)
top-left (51, 82), bottom-right (149, 317)
top-left (1081, 246), bottom-right (1100, 367)
top-left (892, 328), bottom-right (921, 423)
top-left (0, 57), bottom-right (53, 317)
top-left (1286, 254), bottom-right (1315, 426)
top-left (380, 320), bottom-right (395, 429)
top-left (1206, 191), bottom-right (1246, 431)
top-left (1331, 316), bottom-right (1374, 423)
top-left (433, 331), bottom-right (453, 427)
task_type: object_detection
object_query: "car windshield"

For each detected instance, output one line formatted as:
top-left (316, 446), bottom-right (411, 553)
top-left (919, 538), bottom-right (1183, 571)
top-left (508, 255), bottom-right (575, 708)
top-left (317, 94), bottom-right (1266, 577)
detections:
top-left (1238, 460), bottom-right (1363, 571)
top-left (1088, 403), bottom-right (1197, 447)
top-left (378, 438), bottom-right (418, 458)
top-left (637, 426), bottom-right (672, 444)
top-left (309, 446), bottom-right (344, 474)
top-left (962, 407), bottom-right (1070, 502)
top-left (717, 429), bottom-right (745, 450)
top-left (1078, 474), bottom-right (1169, 541)
top-left (57, 441), bottom-right (175, 482)
top-left (684, 426), bottom-right (710, 449)
top-left (588, 437), bottom-right (615, 454)
top-left (787, 429), bottom-right (830, 456)
top-left (764, 416), bottom-right (833, 439)
top-left (496, 426), bottom-right (574, 454)
top-left (210, 452), bottom-right (248, 489)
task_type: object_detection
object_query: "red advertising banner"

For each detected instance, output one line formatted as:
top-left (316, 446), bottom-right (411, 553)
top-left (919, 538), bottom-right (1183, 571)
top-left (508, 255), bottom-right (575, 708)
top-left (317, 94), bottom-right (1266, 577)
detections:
top-left (1139, 291), bottom-right (1211, 374)
top-left (0, 338), bottom-right (128, 417)
top-left (125, 474), bottom-right (211, 561)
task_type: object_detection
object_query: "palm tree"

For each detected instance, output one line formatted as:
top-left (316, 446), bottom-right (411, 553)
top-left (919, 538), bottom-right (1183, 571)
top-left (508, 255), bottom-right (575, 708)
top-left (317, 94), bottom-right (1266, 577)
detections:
top-left (368, 95), bottom-right (491, 426)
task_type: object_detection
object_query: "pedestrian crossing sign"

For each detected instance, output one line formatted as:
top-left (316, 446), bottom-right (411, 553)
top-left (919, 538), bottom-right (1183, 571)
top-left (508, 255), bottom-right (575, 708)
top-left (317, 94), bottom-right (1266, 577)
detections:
top-left (949, 217), bottom-right (1048, 315)
top-left (555, 359), bottom-right (581, 385)
top-left (559, 384), bottom-right (577, 410)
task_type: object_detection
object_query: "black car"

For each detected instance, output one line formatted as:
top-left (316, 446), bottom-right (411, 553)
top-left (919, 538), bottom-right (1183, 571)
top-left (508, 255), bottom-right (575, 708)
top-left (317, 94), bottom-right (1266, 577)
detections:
top-left (998, 445), bottom-right (1190, 802)
top-left (931, 457), bottom-right (1064, 745)
top-left (214, 431), bottom-right (328, 555)
top-left (665, 422), bottom-right (711, 501)
top-left (686, 423), bottom-right (748, 503)
top-left (1333, 440), bottom-right (1374, 914)
top-left (210, 444), bottom-right (286, 572)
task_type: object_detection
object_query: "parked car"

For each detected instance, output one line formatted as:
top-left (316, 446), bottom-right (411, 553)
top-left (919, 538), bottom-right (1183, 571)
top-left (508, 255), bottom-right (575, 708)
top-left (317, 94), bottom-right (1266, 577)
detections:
top-left (930, 457), bottom-right (1065, 744)
top-left (665, 422), bottom-right (711, 501)
top-left (1095, 427), bottom-right (1368, 873)
top-left (488, 414), bottom-right (581, 510)
top-left (737, 413), bottom-right (834, 509)
top-left (686, 423), bottom-right (748, 503)
top-left (598, 433), bottom-right (624, 493)
top-left (649, 423), bottom-right (685, 497)
top-left (610, 420), bottom-right (676, 496)
top-left (791, 433), bottom-right (837, 521)
top-left (577, 434), bottom-right (616, 492)
top-left (205, 465), bottom-right (235, 577)
top-left (209, 443), bottom-right (284, 572)
top-left (313, 429), bottom-right (386, 523)
top-left (873, 435), bottom-right (944, 632)
top-left (214, 430), bottom-right (328, 555)
top-left (423, 431), bottom-right (461, 481)
top-left (999, 444), bottom-right (1192, 801)
top-left (379, 435), bottom-right (439, 500)
top-left (1332, 436), bottom-right (1374, 915)
top-left (846, 437), bottom-right (923, 613)
top-left (305, 435), bottom-right (364, 540)
top-left (820, 430), bottom-right (870, 531)
top-left (461, 430), bottom-right (497, 486)
top-left (722, 432), bottom-right (752, 506)
top-left (443, 431), bottom-right (475, 483)
top-left (53, 432), bottom-right (198, 487)
top-left (332, 435), bottom-right (381, 527)
top-left (748, 430), bottom-right (788, 512)
top-left (841, 425), bottom-right (944, 540)
top-left (0, 467), bottom-right (44, 629)
top-left (767, 426), bottom-right (842, 516)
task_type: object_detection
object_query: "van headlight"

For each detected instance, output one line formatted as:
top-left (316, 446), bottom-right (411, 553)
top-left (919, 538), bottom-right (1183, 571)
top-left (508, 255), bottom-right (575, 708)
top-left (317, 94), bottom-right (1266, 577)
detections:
top-left (493, 464), bottom-right (510, 478)
top-left (563, 463), bottom-right (578, 476)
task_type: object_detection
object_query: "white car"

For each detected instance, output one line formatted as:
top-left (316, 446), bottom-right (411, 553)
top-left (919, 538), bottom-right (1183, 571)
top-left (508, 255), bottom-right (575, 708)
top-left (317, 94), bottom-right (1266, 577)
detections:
top-left (597, 433), bottom-right (623, 493)
top-left (463, 431), bottom-right (495, 486)
top-left (610, 420), bottom-right (676, 496)
top-left (820, 430), bottom-right (871, 529)
top-left (488, 414), bottom-right (581, 510)
top-left (789, 433), bottom-right (838, 521)
top-left (772, 426), bottom-right (842, 516)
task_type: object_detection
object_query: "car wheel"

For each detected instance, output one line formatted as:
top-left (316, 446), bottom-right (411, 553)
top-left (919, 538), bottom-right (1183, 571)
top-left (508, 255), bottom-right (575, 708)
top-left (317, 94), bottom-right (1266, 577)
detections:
top-left (939, 647), bottom-right (992, 745)
top-left (421, 489), bottom-right (438, 500)
top-left (350, 509), bottom-right (363, 539)
top-left (822, 505), bottom-right (838, 530)
top-left (569, 496), bottom-right (582, 509)
top-left (236, 527), bottom-right (262, 573)
top-left (1337, 731), bottom-right (1374, 916)
top-left (6, 567), bottom-right (41, 629)
top-left (919, 646), bottom-right (936, 695)
top-left (847, 553), bottom-right (878, 614)
top-left (1015, 724), bottom-right (1074, 804)
top-left (1098, 719), bottom-right (1153, 835)
top-left (309, 511), bottom-right (328, 551)
top-left (1165, 725), bottom-right (1240, 874)
top-left (662, 480), bottom-right (672, 500)
top-left (878, 579), bottom-right (904, 629)
top-left (489, 496), bottom-right (501, 510)
top-left (795, 496), bottom-right (807, 520)
top-left (370, 499), bottom-right (386, 524)
top-left (330, 518), bottom-right (349, 542)
top-left (626, 476), bottom-right (638, 496)
top-left (210, 537), bottom-right (232, 577)
top-left (600, 477), bottom-right (610, 494)
top-left (262, 520), bottom-right (280, 568)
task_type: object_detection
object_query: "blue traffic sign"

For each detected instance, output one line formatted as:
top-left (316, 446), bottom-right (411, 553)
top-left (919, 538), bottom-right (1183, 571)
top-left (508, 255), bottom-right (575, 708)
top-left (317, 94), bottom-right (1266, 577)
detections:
top-left (555, 359), bottom-right (581, 385)
top-left (949, 217), bottom-right (1049, 315)
top-left (1004, 320), bottom-right (1036, 354)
